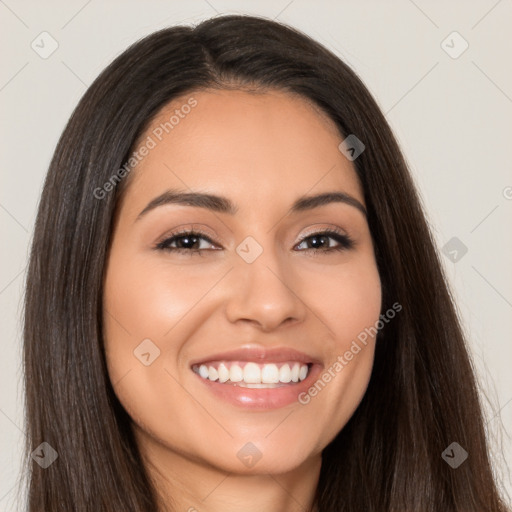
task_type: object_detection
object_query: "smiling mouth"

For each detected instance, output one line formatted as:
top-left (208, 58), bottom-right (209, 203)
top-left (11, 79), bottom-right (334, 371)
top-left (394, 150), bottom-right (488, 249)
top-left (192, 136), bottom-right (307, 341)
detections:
top-left (191, 361), bottom-right (311, 388)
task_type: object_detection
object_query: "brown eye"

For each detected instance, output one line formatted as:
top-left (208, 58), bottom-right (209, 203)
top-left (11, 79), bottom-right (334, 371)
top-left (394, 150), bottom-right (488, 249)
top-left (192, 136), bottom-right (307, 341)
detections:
top-left (155, 229), bottom-right (355, 256)
top-left (155, 231), bottom-right (217, 254)
top-left (295, 230), bottom-right (355, 253)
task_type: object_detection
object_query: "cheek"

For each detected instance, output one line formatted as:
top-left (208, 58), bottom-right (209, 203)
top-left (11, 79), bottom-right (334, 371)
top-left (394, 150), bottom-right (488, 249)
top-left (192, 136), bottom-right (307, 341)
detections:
top-left (331, 264), bottom-right (381, 341)
top-left (326, 256), bottom-right (382, 377)
top-left (102, 246), bottom-right (228, 403)
top-left (103, 250), bottom-right (216, 347)
top-left (102, 249), bottom-right (208, 451)
top-left (295, 254), bottom-right (382, 443)
top-left (301, 251), bottom-right (382, 345)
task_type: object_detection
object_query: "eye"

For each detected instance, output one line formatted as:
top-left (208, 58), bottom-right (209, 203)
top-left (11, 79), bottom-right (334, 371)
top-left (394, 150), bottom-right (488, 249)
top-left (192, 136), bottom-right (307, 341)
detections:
top-left (155, 228), bottom-right (354, 256)
top-left (155, 230), bottom-right (217, 256)
top-left (295, 229), bottom-right (355, 253)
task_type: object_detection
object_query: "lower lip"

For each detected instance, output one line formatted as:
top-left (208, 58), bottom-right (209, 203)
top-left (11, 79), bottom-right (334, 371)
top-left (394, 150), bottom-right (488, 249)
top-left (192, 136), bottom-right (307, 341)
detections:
top-left (192, 364), bottom-right (324, 410)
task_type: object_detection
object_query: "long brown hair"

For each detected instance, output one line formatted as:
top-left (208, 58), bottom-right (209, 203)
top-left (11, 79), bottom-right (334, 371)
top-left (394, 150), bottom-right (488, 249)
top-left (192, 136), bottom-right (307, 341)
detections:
top-left (22, 14), bottom-right (510, 511)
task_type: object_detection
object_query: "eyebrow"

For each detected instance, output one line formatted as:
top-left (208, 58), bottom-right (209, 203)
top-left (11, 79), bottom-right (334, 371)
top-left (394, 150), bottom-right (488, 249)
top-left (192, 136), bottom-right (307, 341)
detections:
top-left (136, 188), bottom-right (367, 221)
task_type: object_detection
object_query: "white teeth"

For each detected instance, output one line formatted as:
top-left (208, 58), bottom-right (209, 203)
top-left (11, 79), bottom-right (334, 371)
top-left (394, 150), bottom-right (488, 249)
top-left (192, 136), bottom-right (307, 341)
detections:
top-left (217, 363), bottom-right (230, 383)
top-left (229, 364), bottom-right (243, 382)
top-left (195, 361), bottom-right (310, 385)
top-left (279, 364), bottom-right (292, 383)
top-left (291, 363), bottom-right (300, 382)
top-left (261, 363), bottom-right (279, 383)
top-left (243, 362), bottom-right (261, 383)
top-left (208, 366), bottom-right (218, 381)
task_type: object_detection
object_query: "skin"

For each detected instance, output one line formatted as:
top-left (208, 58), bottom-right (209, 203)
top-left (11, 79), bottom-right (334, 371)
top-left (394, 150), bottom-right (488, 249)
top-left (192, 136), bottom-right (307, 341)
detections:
top-left (103, 89), bottom-right (382, 512)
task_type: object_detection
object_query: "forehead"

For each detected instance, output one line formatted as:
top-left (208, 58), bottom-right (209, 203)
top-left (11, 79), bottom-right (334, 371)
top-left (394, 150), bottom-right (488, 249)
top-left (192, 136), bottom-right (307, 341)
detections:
top-left (122, 89), bottom-right (364, 216)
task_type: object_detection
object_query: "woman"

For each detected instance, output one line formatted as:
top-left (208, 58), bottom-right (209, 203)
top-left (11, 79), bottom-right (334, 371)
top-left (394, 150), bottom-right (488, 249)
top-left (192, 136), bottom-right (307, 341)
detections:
top-left (22, 13), bottom-right (509, 512)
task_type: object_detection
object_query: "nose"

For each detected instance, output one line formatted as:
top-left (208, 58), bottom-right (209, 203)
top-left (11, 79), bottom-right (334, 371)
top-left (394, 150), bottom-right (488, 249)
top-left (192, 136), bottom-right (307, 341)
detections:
top-left (224, 247), bottom-right (307, 332)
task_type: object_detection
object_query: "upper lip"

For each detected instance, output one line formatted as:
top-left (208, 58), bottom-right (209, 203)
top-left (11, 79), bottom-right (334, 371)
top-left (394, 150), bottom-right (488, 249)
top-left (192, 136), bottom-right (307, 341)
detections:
top-left (189, 346), bottom-right (322, 367)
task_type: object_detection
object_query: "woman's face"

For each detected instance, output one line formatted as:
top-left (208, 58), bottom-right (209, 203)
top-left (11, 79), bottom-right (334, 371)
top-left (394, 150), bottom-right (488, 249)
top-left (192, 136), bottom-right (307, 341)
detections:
top-left (103, 89), bottom-right (381, 477)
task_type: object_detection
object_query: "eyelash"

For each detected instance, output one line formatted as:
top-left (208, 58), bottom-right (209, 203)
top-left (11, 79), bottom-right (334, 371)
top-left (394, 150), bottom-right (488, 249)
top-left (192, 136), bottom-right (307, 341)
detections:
top-left (154, 228), bottom-right (355, 256)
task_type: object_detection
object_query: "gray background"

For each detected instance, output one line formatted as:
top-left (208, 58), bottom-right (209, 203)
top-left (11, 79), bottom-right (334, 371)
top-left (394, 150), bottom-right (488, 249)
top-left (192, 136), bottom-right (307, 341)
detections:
top-left (1, 0), bottom-right (511, 509)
